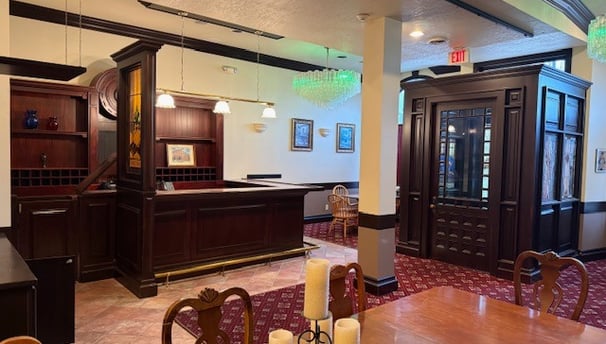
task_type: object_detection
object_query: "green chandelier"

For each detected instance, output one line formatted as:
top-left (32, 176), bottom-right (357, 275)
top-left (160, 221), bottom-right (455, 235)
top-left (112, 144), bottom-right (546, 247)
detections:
top-left (588, 14), bottom-right (606, 63)
top-left (292, 48), bottom-right (361, 108)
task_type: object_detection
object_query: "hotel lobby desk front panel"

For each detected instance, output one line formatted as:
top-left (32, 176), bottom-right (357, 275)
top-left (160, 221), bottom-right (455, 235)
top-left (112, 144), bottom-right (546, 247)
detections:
top-left (152, 185), bottom-right (307, 272)
top-left (356, 286), bottom-right (606, 343)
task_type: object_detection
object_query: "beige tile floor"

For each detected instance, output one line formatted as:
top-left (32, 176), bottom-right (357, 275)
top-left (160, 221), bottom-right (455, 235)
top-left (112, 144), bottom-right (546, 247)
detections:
top-left (74, 237), bottom-right (357, 343)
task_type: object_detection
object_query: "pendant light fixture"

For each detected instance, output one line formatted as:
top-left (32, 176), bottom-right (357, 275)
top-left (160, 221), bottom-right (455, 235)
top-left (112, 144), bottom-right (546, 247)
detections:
top-left (256, 31), bottom-right (276, 118)
top-left (292, 47), bottom-right (360, 108)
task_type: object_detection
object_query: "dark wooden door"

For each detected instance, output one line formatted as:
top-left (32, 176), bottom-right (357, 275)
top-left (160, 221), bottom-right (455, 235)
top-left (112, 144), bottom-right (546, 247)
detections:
top-left (429, 99), bottom-right (498, 271)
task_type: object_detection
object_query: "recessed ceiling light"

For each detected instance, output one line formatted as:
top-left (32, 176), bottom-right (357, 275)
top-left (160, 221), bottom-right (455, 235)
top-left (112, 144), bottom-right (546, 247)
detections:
top-left (410, 30), bottom-right (424, 38)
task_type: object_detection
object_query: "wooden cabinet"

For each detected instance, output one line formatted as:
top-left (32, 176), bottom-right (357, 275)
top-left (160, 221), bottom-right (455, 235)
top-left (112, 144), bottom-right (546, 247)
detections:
top-left (78, 191), bottom-right (116, 281)
top-left (398, 65), bottom-right (590, 278)
top-left (155, 95), bottom-right (223, 185)
top-left (10, 79), bottom-right (97, 190)
top-left (0, 234), bottom-right (36, 340)
top-left (15, 196), bottom-right (77, 259)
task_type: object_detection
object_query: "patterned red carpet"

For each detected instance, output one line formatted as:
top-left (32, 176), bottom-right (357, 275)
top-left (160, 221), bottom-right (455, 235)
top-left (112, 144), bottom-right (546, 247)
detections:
top-left (176, 222), bottom-right (606, 342)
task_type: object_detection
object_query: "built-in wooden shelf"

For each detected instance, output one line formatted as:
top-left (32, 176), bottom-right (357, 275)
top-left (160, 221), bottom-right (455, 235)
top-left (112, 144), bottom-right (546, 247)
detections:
top-left (156, 167), bottom-right (217, 182)
top-left (11, 168), bottom-right (89, 187)
top-left (12, 129), bottom-right (88, 138)
top-left (155, 136), bottom-right (215, 143)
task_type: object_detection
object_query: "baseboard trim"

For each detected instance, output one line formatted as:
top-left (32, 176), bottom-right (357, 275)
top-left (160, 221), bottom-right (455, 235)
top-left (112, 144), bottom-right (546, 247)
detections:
top-left (304, 214), bottom-right (332, 224)
top-left (577, 248), bottom-right (606, 262)
top-left (363, 276), bottom-right (399, 296)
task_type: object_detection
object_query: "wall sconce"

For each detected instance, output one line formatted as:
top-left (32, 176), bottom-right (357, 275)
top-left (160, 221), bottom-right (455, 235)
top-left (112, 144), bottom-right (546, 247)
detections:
top-left (252, 123), bottom-right (267, 133)
top-left (319, 128), bottom-right (330, 137)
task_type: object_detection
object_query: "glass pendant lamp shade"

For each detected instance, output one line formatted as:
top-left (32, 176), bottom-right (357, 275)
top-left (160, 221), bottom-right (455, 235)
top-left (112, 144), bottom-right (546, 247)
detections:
top-left (213, 100), bottom-right (231, 114)
top-left (156, 93), bottom-right (176, 108)
top-left (292, 69), bottom-right (361, 108)
top-left (588, 14), bottom-right (606, 63)
top-left (261, 105), bottom-right (276, 118)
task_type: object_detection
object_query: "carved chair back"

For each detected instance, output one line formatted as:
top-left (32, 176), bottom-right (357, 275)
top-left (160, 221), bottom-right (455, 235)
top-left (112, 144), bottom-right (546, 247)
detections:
top-left (513, 250), bottom-right (589, 321)
top-left (329, 262), bottom-right (367, 320)
top-left (0, 336), bottom-right (41, 344)
top-left (161, 287), bottom-right (254, 344)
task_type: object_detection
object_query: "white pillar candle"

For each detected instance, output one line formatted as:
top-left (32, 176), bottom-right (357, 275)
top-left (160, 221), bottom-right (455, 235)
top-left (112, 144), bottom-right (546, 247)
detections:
top-left (269, 329), bottom-right (293, 344)
top-left (303, 258), bottom-right (330, 319)
top-left (311, 311), bottom-right (333, 342)
top-left (334, 318), bottom-right (360, 344)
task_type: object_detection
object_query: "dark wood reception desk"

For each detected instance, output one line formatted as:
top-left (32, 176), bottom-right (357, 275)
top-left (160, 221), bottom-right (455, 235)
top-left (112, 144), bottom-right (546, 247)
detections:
top-left (115, 179), bottom-right (314, 298)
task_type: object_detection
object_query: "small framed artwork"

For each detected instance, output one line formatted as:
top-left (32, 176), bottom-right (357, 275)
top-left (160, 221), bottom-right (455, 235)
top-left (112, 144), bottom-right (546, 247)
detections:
top-left (596, 148), bottom-right (606, 173)
top-left (291, 118), bottom-right (313, 151)
top-left (336, 123), bottom-right (355, 153)
top-left (166, 144), bottom-right (196, 167)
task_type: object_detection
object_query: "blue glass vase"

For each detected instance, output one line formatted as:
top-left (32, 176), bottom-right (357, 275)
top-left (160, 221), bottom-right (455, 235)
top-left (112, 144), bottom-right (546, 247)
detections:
top-left (24, 109), bottom-right (39, 129)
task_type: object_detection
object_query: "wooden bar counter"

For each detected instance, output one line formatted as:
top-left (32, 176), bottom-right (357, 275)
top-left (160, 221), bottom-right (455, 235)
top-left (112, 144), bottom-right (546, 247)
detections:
top-left (356, 286), bottom-right (606, 343)
top-left (115, 179), bottom-right (314, 298)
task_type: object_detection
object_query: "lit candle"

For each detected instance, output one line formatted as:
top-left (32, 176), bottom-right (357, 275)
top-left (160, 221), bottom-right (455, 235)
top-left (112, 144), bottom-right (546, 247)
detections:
top-left (268, 329), bottom-right (293, 344)
top-left (334, 318), bottom-right (360, 344)
top-left (303, 258), bottom-right (330, 319)
top-left (311, 311), bottom-right (333, 342)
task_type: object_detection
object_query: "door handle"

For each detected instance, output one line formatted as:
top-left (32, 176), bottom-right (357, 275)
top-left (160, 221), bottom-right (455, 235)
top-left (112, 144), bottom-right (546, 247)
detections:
top-left (429, 204), bottom-right (436, 209)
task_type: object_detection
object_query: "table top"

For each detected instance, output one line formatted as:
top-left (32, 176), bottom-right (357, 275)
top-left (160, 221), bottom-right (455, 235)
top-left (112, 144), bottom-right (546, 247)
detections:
top-left (355, 286), bottom-right (606, 344)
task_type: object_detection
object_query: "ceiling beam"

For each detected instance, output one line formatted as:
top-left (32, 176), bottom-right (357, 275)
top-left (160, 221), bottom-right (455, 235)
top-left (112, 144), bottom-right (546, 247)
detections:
top-left (9, 0), bottom-right (324, 72)
top-left (443, 0), bottom-right (534, 37)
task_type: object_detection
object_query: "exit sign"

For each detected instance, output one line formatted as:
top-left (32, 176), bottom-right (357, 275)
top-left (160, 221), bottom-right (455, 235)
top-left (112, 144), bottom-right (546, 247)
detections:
top-left (449, 48), bottom-right (469, 64)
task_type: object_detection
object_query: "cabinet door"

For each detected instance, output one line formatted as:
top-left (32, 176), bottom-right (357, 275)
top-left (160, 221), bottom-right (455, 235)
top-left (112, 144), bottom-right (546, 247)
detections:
top-left (17, 198), bottom-right (77, 259)
top-left (78, 192), bottom-right (116, 281)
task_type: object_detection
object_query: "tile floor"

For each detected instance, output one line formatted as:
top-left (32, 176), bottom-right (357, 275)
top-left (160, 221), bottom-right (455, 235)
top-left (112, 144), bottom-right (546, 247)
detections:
top-left (74, 237), bottom-right (357, 343)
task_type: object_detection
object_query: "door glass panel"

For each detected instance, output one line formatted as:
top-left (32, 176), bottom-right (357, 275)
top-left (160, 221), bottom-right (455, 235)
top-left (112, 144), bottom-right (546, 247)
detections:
top-left (562, 135), bottom-right (576, 199)
top-left (438, 107), bottom-right (492, 204)
top-left (542, 133), bottom-right (558, 201)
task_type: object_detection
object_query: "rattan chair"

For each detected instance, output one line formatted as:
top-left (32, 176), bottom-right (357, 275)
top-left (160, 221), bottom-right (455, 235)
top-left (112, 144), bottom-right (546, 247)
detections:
top-left (0, 336), bottom-right (41, 344)
top-left (161, 287), bottom-right (254, 344)
top-left (513, 250), bottom-right (589, 321)
top-left (328, 194), bottom-right (358, 237)
top-left (329, 262), bottom-right (367, 320)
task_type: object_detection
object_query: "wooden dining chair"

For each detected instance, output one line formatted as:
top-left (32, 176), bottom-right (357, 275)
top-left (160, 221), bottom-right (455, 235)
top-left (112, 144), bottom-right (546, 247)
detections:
top-left (513, 250), bottom-right (589, 321)
top-left (329, 262), bottom-right (367, 321)
top-left (332, 184), bottom-right (358, 205)
top-left (328, 194), bottom-right (358, 237)
top-left (161, 287), bottom-right (254, 344)
top-left (0, 336), bottom-right (41, 344)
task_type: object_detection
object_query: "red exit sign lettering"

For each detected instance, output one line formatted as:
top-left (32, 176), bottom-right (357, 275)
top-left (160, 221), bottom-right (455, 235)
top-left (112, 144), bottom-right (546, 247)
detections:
top-left (449, 48), bottom-right (469, 64)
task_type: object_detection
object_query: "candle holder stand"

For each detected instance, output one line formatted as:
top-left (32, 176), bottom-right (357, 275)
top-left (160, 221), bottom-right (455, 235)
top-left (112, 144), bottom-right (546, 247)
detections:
top-left (297, 315), bottom-right (333, 344)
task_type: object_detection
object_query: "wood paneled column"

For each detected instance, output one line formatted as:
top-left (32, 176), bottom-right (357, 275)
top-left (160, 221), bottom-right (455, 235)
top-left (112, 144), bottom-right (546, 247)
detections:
top-left (358, 17), bottom-right (401, 295)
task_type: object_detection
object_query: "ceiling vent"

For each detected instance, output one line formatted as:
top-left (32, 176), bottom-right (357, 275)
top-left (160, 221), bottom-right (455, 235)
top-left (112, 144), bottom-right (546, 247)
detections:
top-left (427, 36), bottom-right (448, 45)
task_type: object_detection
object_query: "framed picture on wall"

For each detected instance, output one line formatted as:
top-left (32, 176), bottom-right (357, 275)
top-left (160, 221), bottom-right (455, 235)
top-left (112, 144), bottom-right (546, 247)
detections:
top-left (336, 123), bottom-right (355, 153)
top-left (291, 118), bottom-right (313, 151)
top-left (166, 144), bottom-right (196, 167)
top-left (596, 148), bottom-right (606, 173)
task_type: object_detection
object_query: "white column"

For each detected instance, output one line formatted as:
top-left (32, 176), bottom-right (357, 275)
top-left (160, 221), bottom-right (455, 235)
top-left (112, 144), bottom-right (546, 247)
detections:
top-left (358, 16), bottom-right (401, 294)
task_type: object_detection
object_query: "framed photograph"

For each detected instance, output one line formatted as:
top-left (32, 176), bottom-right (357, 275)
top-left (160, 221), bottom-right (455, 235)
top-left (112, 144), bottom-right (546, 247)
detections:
top-left (166, 144), bottom-right (196, 167)
top-left (596, 148), bottom-right (606, 173)
top-left (336, 123), bottom-right (355, 153)
top-left (291, 118), bottom-right (313, 151)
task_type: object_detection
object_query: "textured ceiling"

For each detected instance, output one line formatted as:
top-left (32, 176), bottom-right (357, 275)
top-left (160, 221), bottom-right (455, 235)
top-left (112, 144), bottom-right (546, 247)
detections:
top-left (16, 0), bottom-right (596, 73)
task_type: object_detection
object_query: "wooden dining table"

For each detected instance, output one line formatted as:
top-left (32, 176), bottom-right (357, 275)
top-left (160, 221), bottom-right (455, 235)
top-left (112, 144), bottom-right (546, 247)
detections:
top-left (354, 286), bottom-right (606, 343)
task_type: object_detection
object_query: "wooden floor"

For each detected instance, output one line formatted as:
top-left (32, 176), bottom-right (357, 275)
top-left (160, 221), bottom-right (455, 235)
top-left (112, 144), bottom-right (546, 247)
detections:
top-left (74, 237), bottom-right (357, 343)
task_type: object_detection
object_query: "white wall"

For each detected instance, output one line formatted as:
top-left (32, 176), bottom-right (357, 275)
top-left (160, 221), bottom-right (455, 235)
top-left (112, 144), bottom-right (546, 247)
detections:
top-left (572, 47), bottom-right (606, 250)
top-left (0, 0), bottom-right (10, 227)
top-left (9, 16), bottom-right (361, 185)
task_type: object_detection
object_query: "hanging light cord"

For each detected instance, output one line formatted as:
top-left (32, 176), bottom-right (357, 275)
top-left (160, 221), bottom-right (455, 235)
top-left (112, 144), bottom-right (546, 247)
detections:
top-left (180, 13), bottom-right (185, 91)
top-left (256, 31), bottom-right (262, 102)
top-left (64, 0), bottom-right (68, 64)
top-left (78, 0), bottom-right (82, 66)
top-left (325, 47), bottom-right (330, 70)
